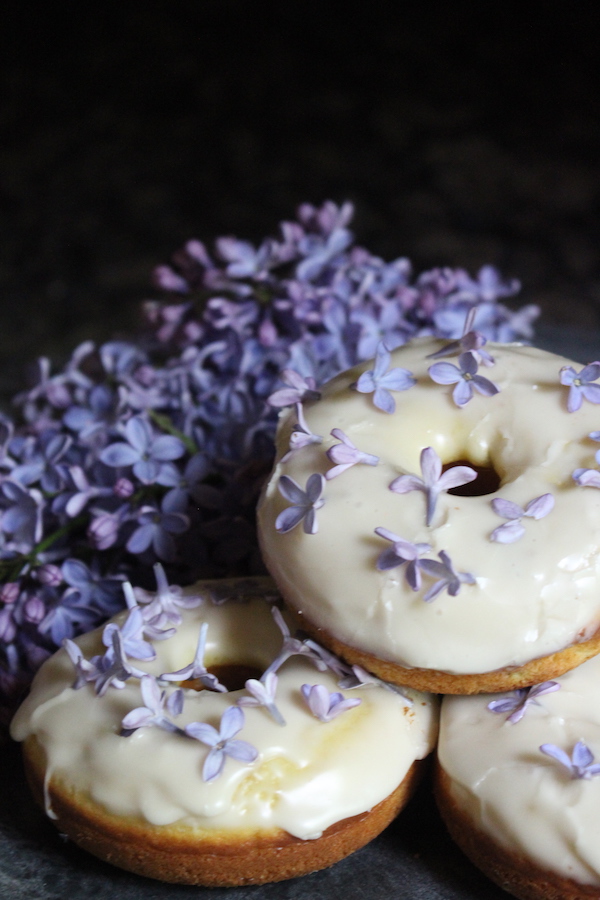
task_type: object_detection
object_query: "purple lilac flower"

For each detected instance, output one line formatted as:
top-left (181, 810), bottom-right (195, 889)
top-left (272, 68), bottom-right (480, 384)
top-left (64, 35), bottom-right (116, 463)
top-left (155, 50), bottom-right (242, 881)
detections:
top-left (487, 681), bottom-right (560, 723)
top-left (389, 447), bottom-right (477, 526)
top-left (161, 622), bottom-right (226, 691)
top-left (275, 473), bottom-right (325, 534)
top-left (281, 404), bottom-right (323, 462)
top-left (238, 672), bottom-right (285, 726)
top-left (301, 683), bottom-right (361, 722)
top-left (426, 307), bottom-right (495, 366)
top-left (540, 741), bottom-right (600, 779)
top-left (267, 369), bottom-right (321, 408)
top-left (262, 606), bottom-right (331, 678)
top-left (572, 431), bottom-right (600, 488)
top-left (419, 551), bottom-right (476, 602)
top-left (102, 607), bottom-right (156, 661)
top-left (490, 493), bottom-right (555, 544)
top-left (338, 664), bottom-right (413, 704)
top-left (374, 528), bottom-right (431, 590)
top-left (92, 628), bottom-right (147, 697)
top-left (560, 363), bottom-right (600, 413)
top-left (429, 351), bottom-right (499, 408)
top-left (325, 429), bottom-right (379, 480)
top-left (185, 706), bottom-right (258, 782)
top-left (121, 674), bottom-right (184, 734)
top-left (353, 342), bottom-right (416, 414)
top-left (100, 415), bottom-right (186, 484)
top-left (126, 496), bottom-right (189, 562)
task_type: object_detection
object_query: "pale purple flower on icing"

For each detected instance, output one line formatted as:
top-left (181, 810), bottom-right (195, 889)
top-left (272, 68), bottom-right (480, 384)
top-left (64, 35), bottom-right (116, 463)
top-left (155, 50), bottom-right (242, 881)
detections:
top-left (238, 672), bottom-right (286, 726)
top-left (572, 432), bottom-right (600, 488)
top-left (325, 429), bottom-right (379, 480)
top-left (540, 741), bottom-right (600, 779)
top-left (275, 473), bottom-right (325, 534)
top-left (490, 493), bottom-right (555, 543)
top-left (374, 527), bottom-right (431, 590)
top-left (93, 628), bottom-right (147, 696)
top-left (301, 683), bottom-right (362, 722)
top-left (262, 606), bottom-right (333, 678)
top-left (419, 551), bottom-right (476, 602)
top-left (63, 637), bottom-right (103, 690)
top-left (560, 363), bottom-right (600, 413)
top-left (121, 674), bottom-right (184, 733)
top-left (133, 563), bottom-right (203, 626)
top-left (161, 621), bottom-right (227, 691)
top-left (281, 403), bottom-right (323, 462)
top-left (389, 447), bottom-right (477, 526)
top-left (487, 681), bottom-right (560, 723)
top-left (185, 706), bottom-right (258, 782)
top-left (426, 307), bottom-right (495, 366)
top-left (267, 369), bottom-right (321, 408)
top-left (354, 342), bottom-right (416, 414)
top-left (102, 607), bottom-right (156, 661)
top-left (428, 351), bottom-right (499, 408)
top-left (338, 664), bottom-right (413, 705)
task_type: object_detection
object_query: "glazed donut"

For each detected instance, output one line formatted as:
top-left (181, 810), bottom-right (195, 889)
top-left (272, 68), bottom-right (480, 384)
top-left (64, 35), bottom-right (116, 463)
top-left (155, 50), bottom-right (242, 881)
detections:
top-left (436, 654), bottom-right (600, 899)
top-left (10, 575), bottom-right (438, 887)
top-left (257, 336), bottom-right (600, 694)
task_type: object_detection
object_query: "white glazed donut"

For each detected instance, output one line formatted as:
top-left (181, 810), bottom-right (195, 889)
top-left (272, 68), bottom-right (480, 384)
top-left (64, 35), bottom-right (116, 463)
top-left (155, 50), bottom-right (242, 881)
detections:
top-left (436, 655), bottom-right (600, 899)
top-left (257, 336), bottom-right (600, 693)
top-left (10, 575), bottom-right (438, 886)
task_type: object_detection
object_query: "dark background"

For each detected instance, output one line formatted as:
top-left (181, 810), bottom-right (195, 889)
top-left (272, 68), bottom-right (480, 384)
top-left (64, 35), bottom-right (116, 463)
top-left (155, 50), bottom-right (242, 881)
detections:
top-left (3, 1), bottom-right (600, 399)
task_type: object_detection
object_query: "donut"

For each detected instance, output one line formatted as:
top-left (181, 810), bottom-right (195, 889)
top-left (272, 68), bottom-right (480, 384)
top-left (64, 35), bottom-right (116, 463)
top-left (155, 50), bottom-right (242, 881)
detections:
top-left (436, 654), bottom-right (600, 900)
top-left (257, 336), bottom-right (600, 694)
top-left (10, 574), bottom-right (438, 887)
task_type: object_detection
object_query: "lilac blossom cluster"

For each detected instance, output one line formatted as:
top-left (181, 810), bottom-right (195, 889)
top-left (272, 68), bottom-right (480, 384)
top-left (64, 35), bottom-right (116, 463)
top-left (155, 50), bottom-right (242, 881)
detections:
top-left (0, 200), bottom-right (537, 722)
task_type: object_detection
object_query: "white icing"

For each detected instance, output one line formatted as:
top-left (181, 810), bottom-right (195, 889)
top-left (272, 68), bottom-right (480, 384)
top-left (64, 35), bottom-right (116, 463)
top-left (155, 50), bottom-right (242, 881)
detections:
top-left (10, 579), bottom-right (437, 840)
top-left (438, 654), bottom-right (600, 886)
top-left (257, 338), bottom-right (600, 674)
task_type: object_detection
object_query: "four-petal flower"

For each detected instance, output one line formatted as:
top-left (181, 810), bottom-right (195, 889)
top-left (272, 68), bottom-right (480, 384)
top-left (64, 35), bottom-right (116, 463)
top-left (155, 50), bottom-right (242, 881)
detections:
top-left (275, 473), bottom-right (325, 534)
top-left (560, 363), bottom-right (600, 413)
top-left (389, 447), bottom-right (477, 526)
top-left (353, 342), bottom-right (416, 414)
top-left (428, 351), bottom-right (499, 408)
top-left (540, 741), bottom-right (600, 779)
top-left (185, 706), bottom-right (258, 782)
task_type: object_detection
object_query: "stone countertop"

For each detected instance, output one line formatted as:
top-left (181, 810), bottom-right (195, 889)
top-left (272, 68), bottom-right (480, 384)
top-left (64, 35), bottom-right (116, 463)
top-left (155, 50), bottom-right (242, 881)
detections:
top-left (2, 2), bottom-right (600, 401)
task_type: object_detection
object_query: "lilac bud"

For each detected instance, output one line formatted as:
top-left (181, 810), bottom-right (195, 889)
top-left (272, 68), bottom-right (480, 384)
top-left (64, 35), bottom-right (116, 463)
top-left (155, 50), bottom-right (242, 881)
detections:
top-left (0, 607), bottom-right (16, 642)
top-left (24, 596), bottom-right (45, 624)
top-left (36, 563), bottom-right (63, 587)
top-left (88, 512), bottom-right (121, 550)
top-left (114, 477), bottom-right (135, 499)
top-left (0, 582), bottom-right (20, 605)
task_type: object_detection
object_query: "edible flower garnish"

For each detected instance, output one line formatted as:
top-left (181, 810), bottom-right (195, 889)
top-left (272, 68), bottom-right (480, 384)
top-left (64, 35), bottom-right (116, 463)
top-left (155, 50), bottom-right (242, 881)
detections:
top-left (572, 430), bottom-right (600, 488)
top-left (487, 681), bottom-right (560, 723)
top-left (540, 741), bottom-right (600, 779)
top-left (490, 493), bottom-right (554, 543)
top-left (560, 363), bottom-right (600, 412)
top-left (238, 672), bottom-right (286, 726)
top-left (353, 342), bottom-right (416, 414)
top-left (262, 606), bottom-right (333, 678)
top-left (267, 369), bottom-right (321, 408)
top-left (325, 429), bottom-right (379, 480)
top-left (186, 706), bottom-right (258, 782)
top-left (93, 628), bottom-right (147, 696)
top-left (389, 447), bottom-right (477, 526)
top-left (428, 351), bottom-right (499, 408)
top-left (419, 551), bottom-right (476, 602)
top-left (102, 605), bottom-right (156, 660)
top-left (275, 473), bottom-right (325, 534)
top-left (374, 528), bottom-right (431, 590)
top-left (160, 621), bottom-right (227, 691)
top-left (132, 563), bottom-right (203, 626)
top-left (281, 403), bottom-right (323, 462)
top-left (121, 674), bottom-right (184, 734)
top-left (338, 664), bottom-right (413, 706)
top-left (426, 307), bottom-right (495, 366)
top-left (301, 683), bottom-right (361, 722)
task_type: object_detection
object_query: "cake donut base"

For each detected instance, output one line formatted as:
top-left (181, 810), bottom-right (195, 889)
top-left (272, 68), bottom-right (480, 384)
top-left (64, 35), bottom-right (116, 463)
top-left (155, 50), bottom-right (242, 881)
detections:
top-left (294, 613), bottom-right (600, 695)
top-left (23, 736), bottom-right (426, 887)
top-left (434, 765), bottom-right (599, 900)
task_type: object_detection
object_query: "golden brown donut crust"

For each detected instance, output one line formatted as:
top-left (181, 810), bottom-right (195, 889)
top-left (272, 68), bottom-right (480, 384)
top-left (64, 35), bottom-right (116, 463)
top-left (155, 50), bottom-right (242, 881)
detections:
top-left (293, 611), bottom-right (600, 694)
top-left (23, 735), bottom-right (427, 886)
top-left (434, 762), bottom-right (600, 900)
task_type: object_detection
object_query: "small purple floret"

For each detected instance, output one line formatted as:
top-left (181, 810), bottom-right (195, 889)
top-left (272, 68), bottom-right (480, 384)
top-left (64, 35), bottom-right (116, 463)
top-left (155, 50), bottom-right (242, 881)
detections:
top-left (540, 740), bottom-right (600, 779)
top-left (560, 363), bottom-right (600, 413)
top-left (275, 473), bottom-right (325, 534)
top-left (185, 706), bottom-right (258, 782)
top-left (428, 351), bottom-right (499, 408)
top-left (267, 369), bottom-right (321, 408)
top-left (238, 672), bottom-right (285, 726)
top-left (490, 493), bottom-right (554, 543)
top-left (487, 681), bottom-right (560, 723)
top-left (325, 429), bottom-right (379, 480)
top-left (374, 527), bottom-right (431, 590)
top-left (301, 683), bottom-right (361, 722)
top-left (353, 342), bottom-right (416, 414)
top-left (389, 447), bottom-right (477, 526)
top-left (419, 551), bottom-right (475, 602)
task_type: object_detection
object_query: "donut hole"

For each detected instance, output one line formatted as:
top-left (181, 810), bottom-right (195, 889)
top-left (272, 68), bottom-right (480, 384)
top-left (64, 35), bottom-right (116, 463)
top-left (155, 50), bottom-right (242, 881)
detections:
top-left (183, 663), bottom-right (263, 692)
top-left (442, 460), bottom-right (501, 497)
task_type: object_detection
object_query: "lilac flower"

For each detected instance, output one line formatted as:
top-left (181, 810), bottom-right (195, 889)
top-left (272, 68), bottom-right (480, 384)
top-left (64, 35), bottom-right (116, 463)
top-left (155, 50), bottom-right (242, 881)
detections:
top-left (429, 351), bottom-right (499, 408)
top-left (487, 681), bottom-right (560, 723)
top-left (275, 473), bottom-right (325, 534)
top-left (102, 607), bottom-right (156, 661)
top-left (121, 674), bottom-right (184, 733)
top-left (389, 447), bottom-right (477, 526)
top-left (93, 628), bottom-right (147, 697)
top-left (354, 342), bottom-right (416, 414)
top-left (185, 706), bottom-right (258, 782)
top-left (325, 429), bottom-right (379, 480)
top-left (374, 528), bottom-right (431, 590)
top-left (338, 664), bottom-right (413, 704)
top-left (262, 606), bottom-right (331, 678)
top-left (426, 307), bottom-right (494, 366)
top-left (63, 637), bottom-right (107, 690)
top-left (238, 672), bottom-right (285, 726)
top-left (560, 363), bottom-right (600, 413)
top-left (126, 496), bottom-right (189, 562)
top-left (573, 468), bottom-right (600, 489)
top-left (161, 622), bottom-right (226, 691)
top-left (419, 551), bottom-right (476, 602)
top-left (540, 741), bottom-right (600, 779)
top-left (490, 493), bottom-right (555, 544)
top-left (100, 415), bottom-right (185, 484)
top-left (134, 563), bottom-right (203, 625)
top-left (301, 683), bottom-right (361, 722)
top-left (281, 403), bottom-right (323, 462)
top-left (267, 369), bottom-right (321, 409)
top-left (11, 431), bottom-right (72, 493)
top-left (1, 480), bottom-right (44, 547)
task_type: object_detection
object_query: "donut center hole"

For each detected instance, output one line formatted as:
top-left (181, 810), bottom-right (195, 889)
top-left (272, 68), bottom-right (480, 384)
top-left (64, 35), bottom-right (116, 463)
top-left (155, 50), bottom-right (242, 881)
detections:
top-left (442, 460), bottom-right (501, 497)
top-left (183, 663), bottom-right (263, 692)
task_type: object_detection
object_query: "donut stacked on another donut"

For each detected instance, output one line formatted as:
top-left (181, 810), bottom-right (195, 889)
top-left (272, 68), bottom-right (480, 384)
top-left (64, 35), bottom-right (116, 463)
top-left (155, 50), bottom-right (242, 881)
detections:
top-left (257, 337), bottom-right (600, 694)
top-left (10, 575), bottom-right (438, 887)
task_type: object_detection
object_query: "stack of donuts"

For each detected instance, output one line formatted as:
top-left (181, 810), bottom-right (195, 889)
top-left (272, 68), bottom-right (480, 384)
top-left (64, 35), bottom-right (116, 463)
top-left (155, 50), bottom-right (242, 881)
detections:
top-left (12, 334), bottom-right (600, 898)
